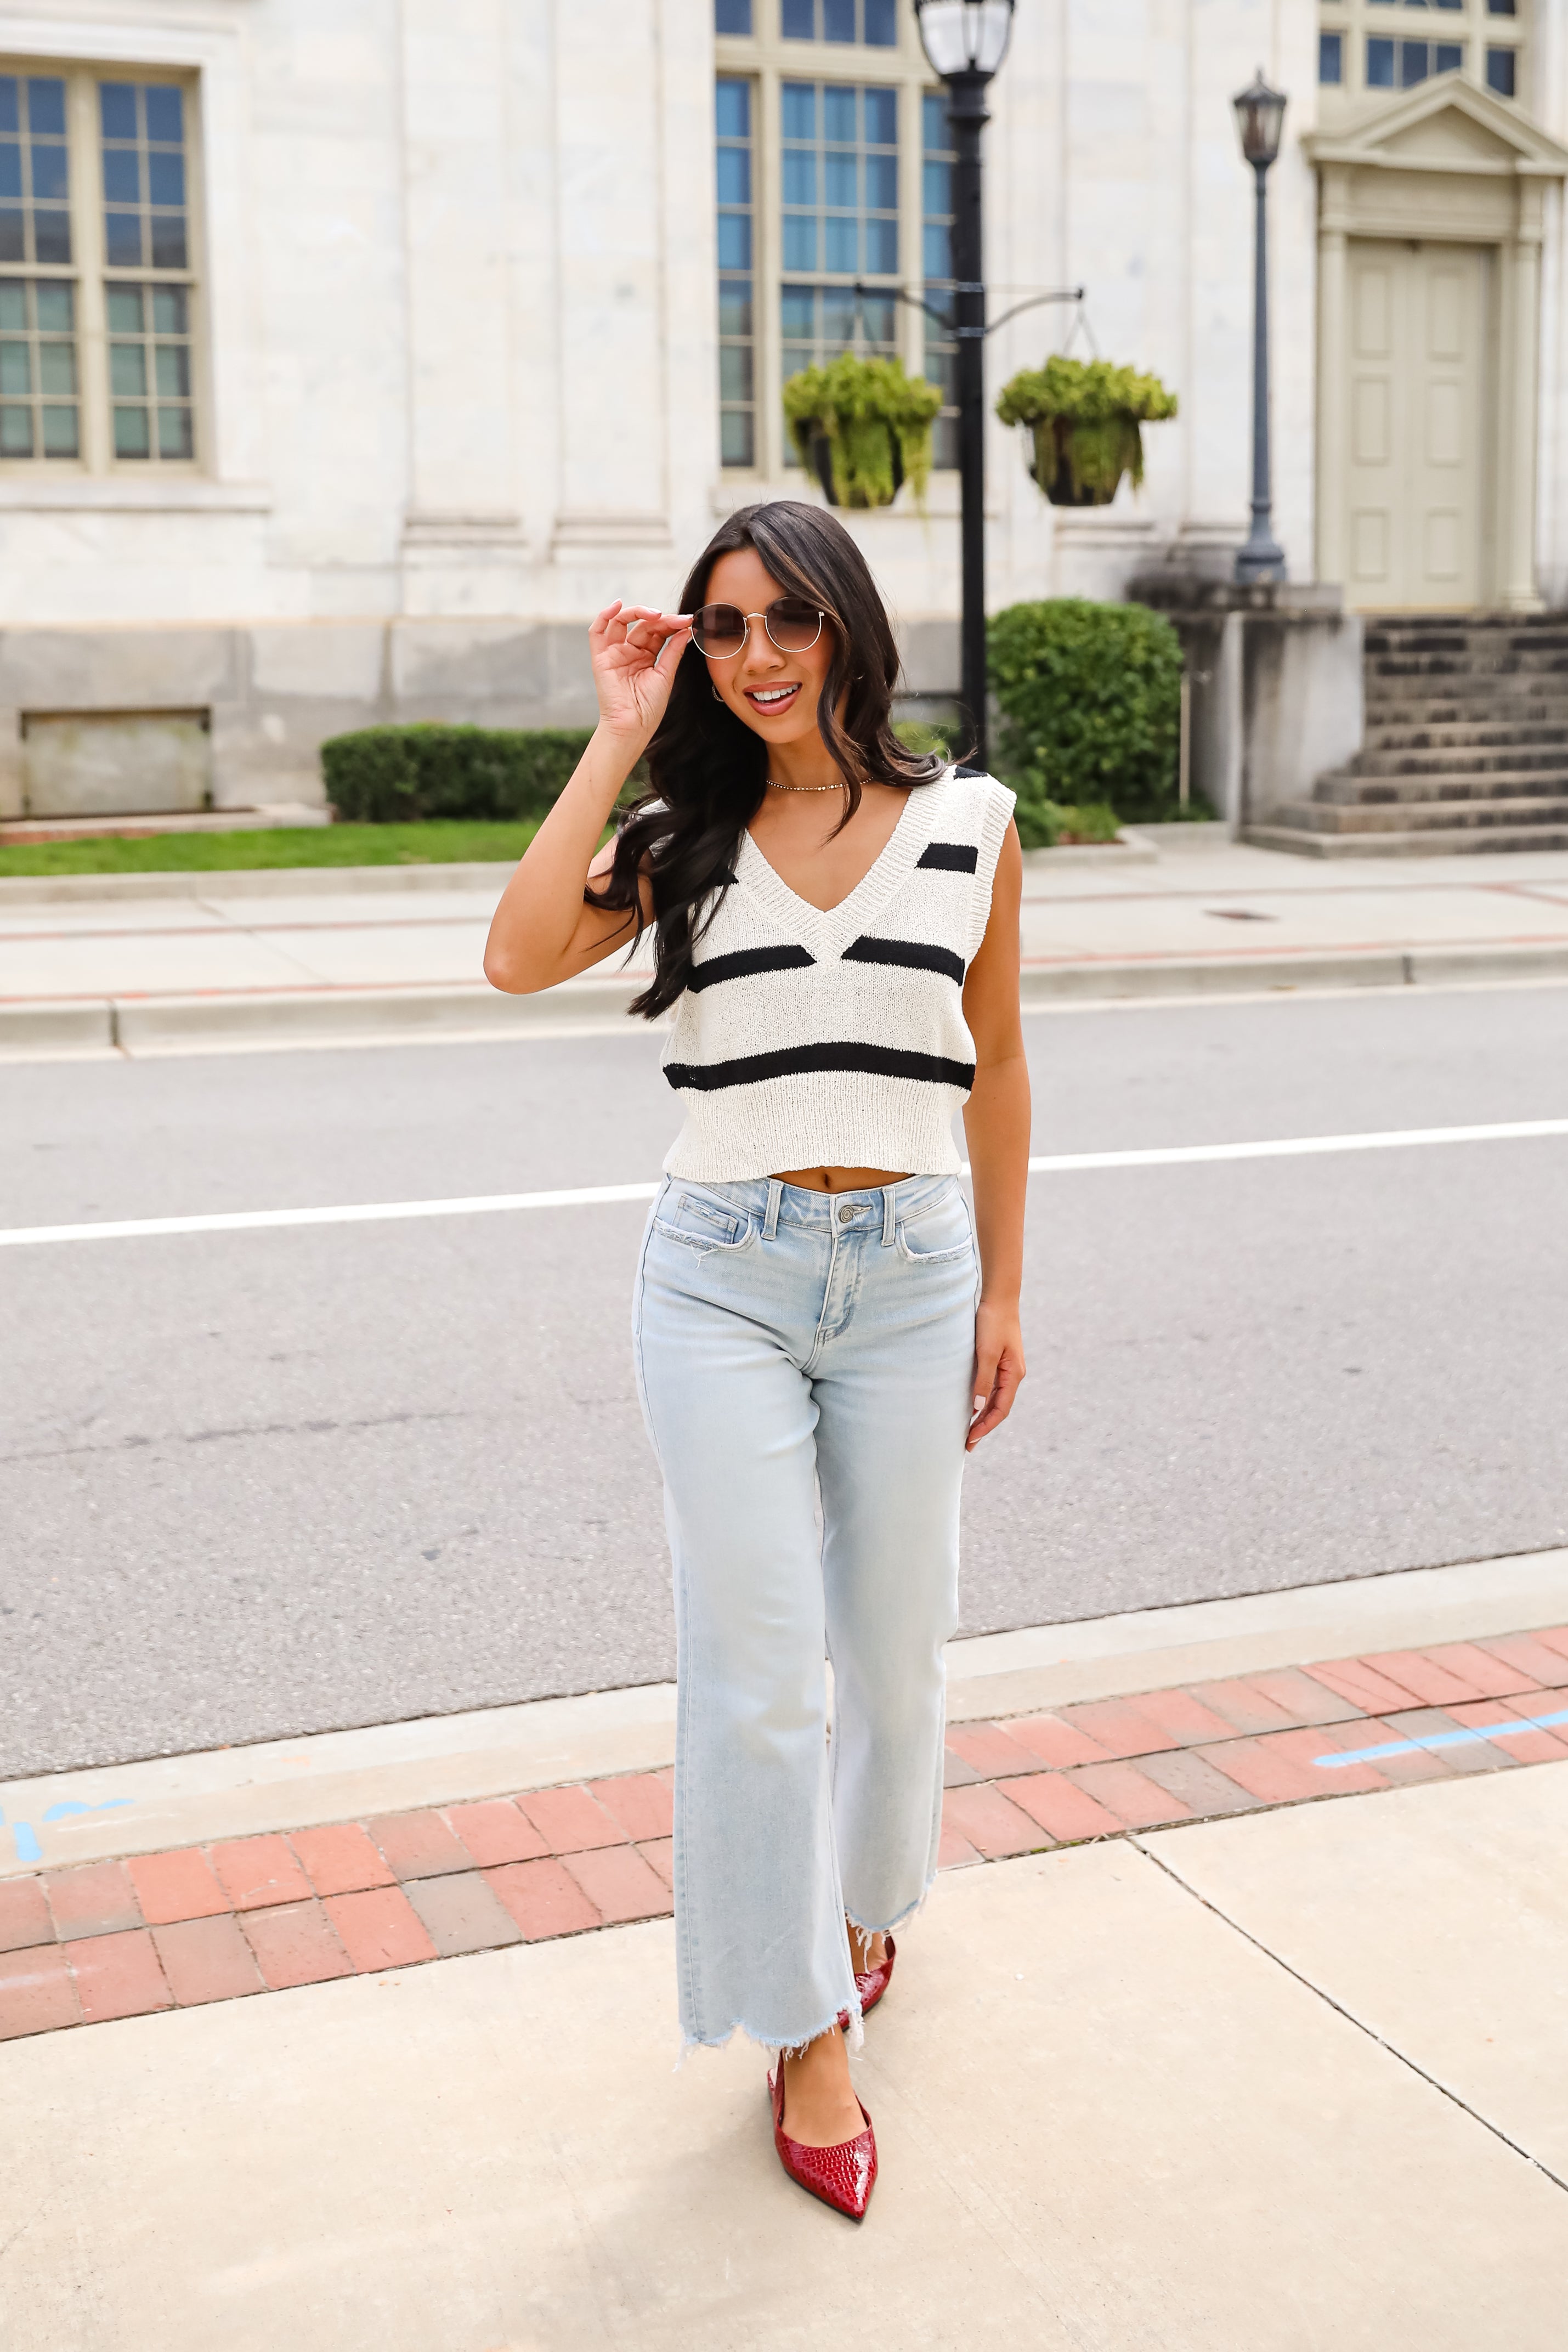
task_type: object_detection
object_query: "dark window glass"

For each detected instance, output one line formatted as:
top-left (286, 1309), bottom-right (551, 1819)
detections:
top-left (715, 0), bottom-right (753, 29)
top-left (1487, 0), bottom-right (1516, 14)
top-left (1401, 39), bottom-right (1429, 81)
top-left (782, 0), bottom-right (815, 35)
top-left (1435, 43), bottom-right (1463, 71)
top-left (1367, 36), bottom-right (1396, 83)
top-left (1486, 43), bottom-right (1516, 91)
top-left (864, 0), bottom-right (897, 39)
top-left (26, 79), bottom-right (65, 137)
top-left (99, 83), bottom-right (137, 140)
top-left (0, 80), bottom-right (18, 136)
top-left (1319, 31), bottom-right (1343, 82)
top-left (824, 0), bottom-right (856, 37)
top-left (716, 75), bottom-right (756, 466)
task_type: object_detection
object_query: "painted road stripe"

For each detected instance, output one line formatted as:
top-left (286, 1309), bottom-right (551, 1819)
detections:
top-left (1315, 1705), bottom-right (1568, 1767)
top-left (1, 1116), bottom-right (1566, 1250)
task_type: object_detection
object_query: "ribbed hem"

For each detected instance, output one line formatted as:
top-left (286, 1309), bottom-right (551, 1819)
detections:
top-left (663, 1070), bottom-right (965, 1181)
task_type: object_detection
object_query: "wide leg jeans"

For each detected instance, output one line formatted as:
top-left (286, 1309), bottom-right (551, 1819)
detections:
top-left (632, 1171), bottom-right (977, 2052)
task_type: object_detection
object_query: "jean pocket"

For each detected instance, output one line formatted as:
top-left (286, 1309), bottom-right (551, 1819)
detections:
top-left (896, 1186), bottom-right (974, 1265)
top-left (652, 1189), bottom-right (757, 1258)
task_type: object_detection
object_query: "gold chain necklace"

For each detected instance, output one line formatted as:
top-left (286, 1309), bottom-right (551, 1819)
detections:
top-left (765, 775), bottom-right (847, 794)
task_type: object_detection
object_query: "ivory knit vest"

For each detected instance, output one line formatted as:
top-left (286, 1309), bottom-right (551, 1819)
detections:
top-left (661, 765), bottom-right (1015, 1180)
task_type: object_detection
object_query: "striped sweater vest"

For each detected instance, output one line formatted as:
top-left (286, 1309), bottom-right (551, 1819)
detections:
top-left (661, 765), bottom-right (1015, 1180)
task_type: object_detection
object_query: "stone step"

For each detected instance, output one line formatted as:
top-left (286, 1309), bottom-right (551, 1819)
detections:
top-left (1366, 696), bottom-right (1568, 728)
top-left (1243, 819), bottom-right (1568, 860)
top-left (1278, 794), bottom-right (1568, 835)
top-left (1317, 769), bottom-right (1568, 806)
top-left (1368, 652), bottom-right (1568, 682)
top-left (1350, 746), bottom-right (1568, 779)
top-left (1364, 717), bottom-right (1568, 751)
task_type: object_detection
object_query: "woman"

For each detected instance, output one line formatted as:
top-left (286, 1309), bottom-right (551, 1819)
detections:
top-left (484, 500), bottom-right (1028, 2220)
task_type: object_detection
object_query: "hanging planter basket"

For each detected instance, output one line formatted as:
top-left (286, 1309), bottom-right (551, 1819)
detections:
top-left (998, 357), bottom-right (1178, 510)
top-left (784, 354), bottom-right (941, 512)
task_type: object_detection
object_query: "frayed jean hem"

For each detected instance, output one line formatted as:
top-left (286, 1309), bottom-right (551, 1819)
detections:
top-left (678, 1999), bottom-right (865, 2066)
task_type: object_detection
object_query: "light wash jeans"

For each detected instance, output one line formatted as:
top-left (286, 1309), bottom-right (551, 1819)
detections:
top-left (632, 1171), bottom-right (978, 2052)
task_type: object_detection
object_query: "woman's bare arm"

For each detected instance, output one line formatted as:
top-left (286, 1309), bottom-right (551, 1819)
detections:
top-left (484, 602), bottom-right (691, 995)
top-left (961, 824), bottom-right (1029, 1449)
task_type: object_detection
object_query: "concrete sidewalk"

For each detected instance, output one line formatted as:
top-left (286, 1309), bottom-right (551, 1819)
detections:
top-left (5, 832), bottom-right (1568, 1056)
top-left (4, 1553), bottom-right (1568, 2348)
top-left (3, 1749), bottom-right (1565, 2347)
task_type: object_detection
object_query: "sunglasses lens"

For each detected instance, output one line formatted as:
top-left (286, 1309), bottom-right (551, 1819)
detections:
top-left (693, 603), bottom-right (745, 657)
top-left (768, 598), bottom-right (822, 652)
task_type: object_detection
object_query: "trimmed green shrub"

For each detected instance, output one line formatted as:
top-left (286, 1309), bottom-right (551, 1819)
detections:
top-left (320, 724), bottom-right (596, 824)
top-left (987, 598), bottom-right (1182, 827)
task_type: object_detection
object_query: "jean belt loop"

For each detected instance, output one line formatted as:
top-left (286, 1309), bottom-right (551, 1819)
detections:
top-left (763, 1178), bottom-right (783, 1241)
top-left (881, 1181), bottom-right (897, 1248)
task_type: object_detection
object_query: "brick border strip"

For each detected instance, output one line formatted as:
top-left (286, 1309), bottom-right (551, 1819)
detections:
top-left (4, 1626), bottom-right (1568, 2042)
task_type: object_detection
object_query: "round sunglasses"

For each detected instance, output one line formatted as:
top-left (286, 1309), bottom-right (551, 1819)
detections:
top-left (690, 597), bottom-right (825, 660)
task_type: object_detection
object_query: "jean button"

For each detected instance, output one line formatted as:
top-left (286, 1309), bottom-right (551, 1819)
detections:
top-left (837, 1202), bottom-right (856, 1223)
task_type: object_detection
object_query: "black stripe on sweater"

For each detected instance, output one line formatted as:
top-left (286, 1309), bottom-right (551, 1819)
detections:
top-left (687, 943), bottom-right (816, 992)
top-left (843, 935), bottom-right (966, 986)
top-left (665, 1041), bottom-right (976, 1093)
top-left (916, 840), bottom-right (978, 873)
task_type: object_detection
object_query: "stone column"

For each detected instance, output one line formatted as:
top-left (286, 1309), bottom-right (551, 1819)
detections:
top-left (1500, 176), bottom-right (1546, 612)
top-left (398, 0), bottom-right (528, 615)
top-left (1315, 165), bottom-right (1351, 591)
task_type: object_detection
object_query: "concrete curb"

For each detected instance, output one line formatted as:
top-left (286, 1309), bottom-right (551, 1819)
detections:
top-left (8, 939), bottom-right (1568, 1061)
top-left (4, 1545), bottom-right (1563, 1876)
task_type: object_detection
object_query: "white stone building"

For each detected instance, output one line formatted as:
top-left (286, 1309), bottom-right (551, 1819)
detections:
top-left (0, 0), bottom-right (1565, 817)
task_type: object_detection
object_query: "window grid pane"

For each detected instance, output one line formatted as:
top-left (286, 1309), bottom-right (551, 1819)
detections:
top-left (1324, 0), bottom-right (1518, 99)
top-left (716, 77), bottom-right (755, 467)
top-left (714, 0), bottom-right (754, 30)
top-left (779, 1), bottom-right (897, 44)
top-left (107, 280), bottom-right (194, 463)
top-left (99, 80), bottom-right (189, 275)
top-left (780, 81), bottom-right (899, 463)
top-left (1486, 42), bottom-right (1516, 90)
top-left (0, 76), bottom-right (72, 269)
top-left (0, 275), bottom-right (78, 459)
top-left (922, 91), bottom-right (958, 471)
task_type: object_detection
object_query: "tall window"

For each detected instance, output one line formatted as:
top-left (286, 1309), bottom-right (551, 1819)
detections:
top-left (921, 92), bottom-right (958, 471)
top-left (0, 62), bottom-right (200, 472)
top-left (717, 78), bottom-right (756, 467)
top-left (713, 0), bottom-right (946, 474)
top-left (1316, 0), bottom-right (1524, 107)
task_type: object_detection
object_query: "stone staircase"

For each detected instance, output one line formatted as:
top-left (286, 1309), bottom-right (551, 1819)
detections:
top-left (1247, 612), bottom-right (1568, 857)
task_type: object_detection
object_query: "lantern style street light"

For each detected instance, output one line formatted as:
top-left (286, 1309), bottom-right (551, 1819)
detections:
top-left (914, 0), bottom-right (1016, 766)
top-left (1232, 69), bottom-right (1288, 584)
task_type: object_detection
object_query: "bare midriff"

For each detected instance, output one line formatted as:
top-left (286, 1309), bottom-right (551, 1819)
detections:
top-left (770, 1166), bottom-right (913, 1194)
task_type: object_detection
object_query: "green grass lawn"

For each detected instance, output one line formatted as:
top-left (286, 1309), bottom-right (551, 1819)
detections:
top-left (0, 819), bottom-right (543, 879)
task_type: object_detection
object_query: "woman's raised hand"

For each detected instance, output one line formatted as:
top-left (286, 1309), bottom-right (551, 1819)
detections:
top-left (590, 602), bottom-right (694, 747)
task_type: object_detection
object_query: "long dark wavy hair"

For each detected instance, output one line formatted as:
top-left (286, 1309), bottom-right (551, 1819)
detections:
top-left (587, 499), bottom-right (945, 1017)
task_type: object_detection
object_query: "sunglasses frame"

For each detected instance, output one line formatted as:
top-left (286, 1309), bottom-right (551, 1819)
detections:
top-left (691, 598), bottom-right (826, 660)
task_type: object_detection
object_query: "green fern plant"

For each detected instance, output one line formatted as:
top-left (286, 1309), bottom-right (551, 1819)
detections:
top-left (783, 353), bottom-right (942, 511)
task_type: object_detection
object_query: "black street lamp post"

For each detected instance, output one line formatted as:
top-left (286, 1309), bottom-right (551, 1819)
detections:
top-left (1232, 69), bottom-right (1288, 585)
top-left (914, 0), bottom-right (1016, 767)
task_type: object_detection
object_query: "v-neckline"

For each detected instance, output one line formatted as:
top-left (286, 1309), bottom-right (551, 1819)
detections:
top-left (738, 771), bottom-right (946, 960)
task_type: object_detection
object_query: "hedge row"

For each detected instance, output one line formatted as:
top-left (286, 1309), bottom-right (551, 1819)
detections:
top-left (320, 724), bottom-right (596, 825)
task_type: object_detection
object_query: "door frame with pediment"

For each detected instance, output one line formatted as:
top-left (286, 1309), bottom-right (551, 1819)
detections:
top-left (1305, 82), bottom-right (1568, 612)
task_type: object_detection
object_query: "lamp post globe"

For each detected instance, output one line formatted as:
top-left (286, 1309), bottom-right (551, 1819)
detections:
top-left (914, 0), bottom-right (1016, 767)
top-left (1232, 67), bottom-right (1288, 584)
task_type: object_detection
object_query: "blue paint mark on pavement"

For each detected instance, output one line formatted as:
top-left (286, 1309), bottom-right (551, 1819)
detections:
top-left (1315, 1704), bottom-right (1568, 1768)
top-left (13, 1822), bottom-right (42, 1863)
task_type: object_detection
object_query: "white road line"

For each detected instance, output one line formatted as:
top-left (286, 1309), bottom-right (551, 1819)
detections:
top-left (2, 1118), bottom-right (1565, 1250)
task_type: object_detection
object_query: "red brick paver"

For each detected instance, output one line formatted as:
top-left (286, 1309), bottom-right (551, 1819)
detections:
top-left (127, 1847), bottom-right (229, 1927)
top-left (1361, 1649), bottom-right (1492, 1708)
top-left (1479, 1633), bottom-right (1568, 1689)
top-left (0, 1876), bottom-right (53, 1954)
top-left (562, 1845), bottom-right (672, 1925)
top-left (67, 1929), bottom-right (172, 2023)
top-left (1304, 1656), bottom-right (1428, 1715)
top-left (940, 1782), bottom-right (1049, 1859)
top-left (446, 1800), bottom-right (550, 1869)
top-left (997, 1710), bottom-right (1113, 1769)
top-left (517, 1785), bottom-right (626, 1855)
top-left (1238, 1668), bottom-right (1367, 1727)
top-left (1446, 1699), bottom-right (1568, 1765)
top-left (587, 1773), bottom-right (675, 1844)
top-left (209, 1834), bottom-right (314, 1913)
top-left (325, 1886), bottom-right (438, 1973)
top-left (638, 1838), bottom-right (675, 1888)
top-left (0, 1944), bottom-right (80, 2038)
top-left (1048, 1699), bottom-right (1171, 1761)
top-left (1421, 1642), bottom-right (1542, 1700)
top-left (1185, 1677), bottom-right (1302, 1737)
top-left (944, 1721), bottom-right (1052, 1779)
top-left (485, 1857), bottom-right (603, 1941)
top-left (995, 1771), bottom-right (1122, 1843)
top-left (153, 1914), bottom-right (265, 2006)
top-left (241, 1899), bottom-right (354, 1989)
top-left (43, 1861), bottom-right (142, 1940)
top-left (1068, 1761), bottom-right (1194, 1829)
top-left (1121, 1688), bottom-right (1237, 1748)
top-left (937, 1822), bottom-right (982, 1868)
top-left (291, 1822), bottom-right (397, 1898)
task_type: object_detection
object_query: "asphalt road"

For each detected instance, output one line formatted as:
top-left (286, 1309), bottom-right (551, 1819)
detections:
top-left (5, 982), bottom-right (1568, 1779)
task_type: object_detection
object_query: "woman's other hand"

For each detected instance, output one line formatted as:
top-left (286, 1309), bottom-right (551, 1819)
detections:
top-left (591, 601), bottom-right (694, 747)
top-left (967, 1298), bottom-right (1025, 1450)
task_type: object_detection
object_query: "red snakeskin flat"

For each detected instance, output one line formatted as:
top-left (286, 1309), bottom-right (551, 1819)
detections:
top-left (768, 2060), bottom-right (878, 2221)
